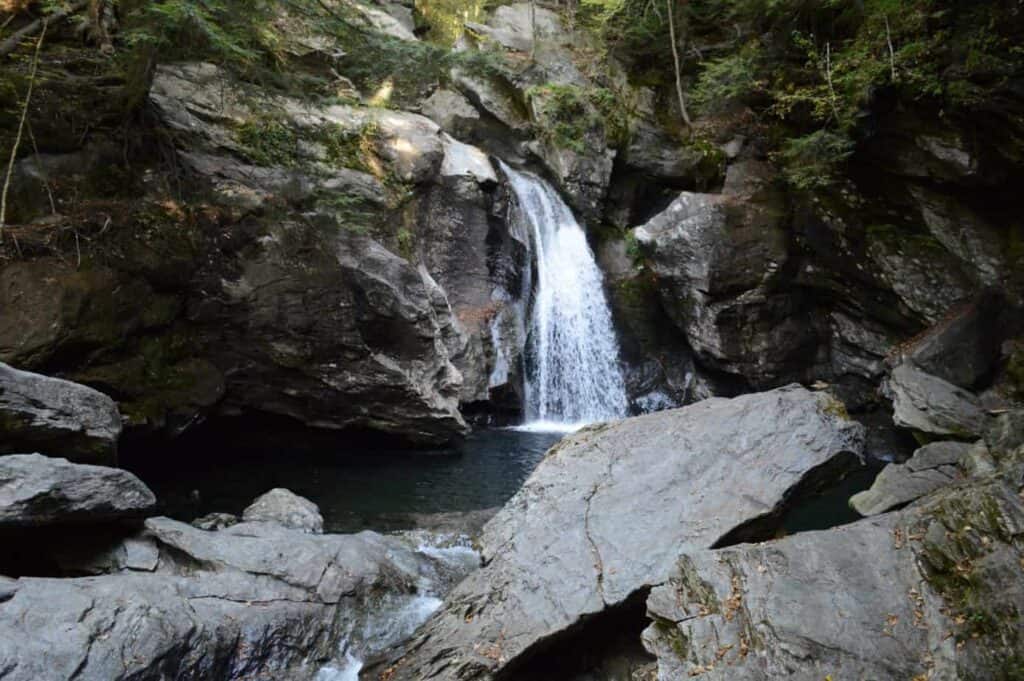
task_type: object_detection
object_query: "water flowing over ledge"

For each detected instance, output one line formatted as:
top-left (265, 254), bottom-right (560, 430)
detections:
top-left (499, 163), bottom-right (628, 428)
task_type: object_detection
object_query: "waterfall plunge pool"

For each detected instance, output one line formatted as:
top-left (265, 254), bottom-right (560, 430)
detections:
top-left (125, 420), bottom-right (562, 534)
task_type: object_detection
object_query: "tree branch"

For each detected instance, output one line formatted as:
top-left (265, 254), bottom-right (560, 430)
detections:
top-left (0, 0), bottom-right (88, 59)
top-left (1, 20), bottom-right (46, 239)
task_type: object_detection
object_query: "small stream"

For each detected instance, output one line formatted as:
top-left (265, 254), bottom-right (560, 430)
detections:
top-left (126, 421), bottom-right (562, 533)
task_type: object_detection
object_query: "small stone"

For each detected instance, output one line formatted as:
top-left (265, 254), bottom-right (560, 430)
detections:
top-left (242, 488), bottom-right (324, 534)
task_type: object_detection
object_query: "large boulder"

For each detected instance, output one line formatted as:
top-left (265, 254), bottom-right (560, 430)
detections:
top-left (0, 454), bottom-right (155, 527)
top-left (850, 440), bottom-right (969, 515)
top-left (242, 488), bottom-right (324, 534)
top-left (634, 161), bottom-right (814, 386)
top-left (0, 363), bottom-right (122, 465)
top-left (0, 516), bottom-right (479, 681)
top-left (644, 477), bottom-right (1024, 680)
top-left (888, 364), bottom-right (990, 439)
top-left (387, 386), bottom-right (865, 679)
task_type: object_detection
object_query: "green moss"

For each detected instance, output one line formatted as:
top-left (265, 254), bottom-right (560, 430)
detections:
top-left (396, 227), bottom-right (416, 260)
top-left (316, 120), bottom-right (382, 172)
top-left (236, 115), bottom-right (301, 167)
top-left (820, 393), bottom-right (850, 420)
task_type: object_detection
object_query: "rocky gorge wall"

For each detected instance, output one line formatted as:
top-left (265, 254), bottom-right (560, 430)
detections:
top-left (1, 0), bottom-right (1022, 451)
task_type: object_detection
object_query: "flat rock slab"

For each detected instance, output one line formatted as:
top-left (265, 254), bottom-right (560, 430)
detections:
top-left (0, 362), bottom-right (121, 464)
top-left (644, 477), bottom-right (1024, 680)
top-left (851, 441), bottom-right (970, 515)
top-left (0, 454), bottom-right (155, 527)
top-left (389, 385), bottom-right (865, 680)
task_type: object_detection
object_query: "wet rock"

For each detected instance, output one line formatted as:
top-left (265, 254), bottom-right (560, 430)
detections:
top-left (644, 477), bottom-right (1024, 680)
top-left (0, 454), bottom-right (155, 527)
top-left (242, 488), bottom-right (324, 534)
top-left (0, 517), bottom-right (478, 681)
top-left (0, 363), bottom-right (122, 465)
top-left (850, 441), bottom-right (969, 515)
top-left (388, 386), bottom-right (864, 679)
top-left (888, 364), bottom-right (989, 439)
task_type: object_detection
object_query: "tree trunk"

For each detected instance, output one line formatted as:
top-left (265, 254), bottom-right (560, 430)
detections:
top-left (666, 0), bottom-right (692, 127)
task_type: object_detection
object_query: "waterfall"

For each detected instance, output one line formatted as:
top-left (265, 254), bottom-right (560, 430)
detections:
top-left (500, 163), bottom-right (628, 429)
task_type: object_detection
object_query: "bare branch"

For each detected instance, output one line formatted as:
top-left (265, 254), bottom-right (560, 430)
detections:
top-left (884, 15), bottom-right (897, 81)
top-left (1, 21), bottom-right (46, 239)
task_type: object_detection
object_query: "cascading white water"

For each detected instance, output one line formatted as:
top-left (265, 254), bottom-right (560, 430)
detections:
top-left (500, 163), bottom-right (628, 430)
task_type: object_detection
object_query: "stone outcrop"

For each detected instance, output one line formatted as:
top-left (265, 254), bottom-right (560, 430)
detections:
top-left (0, 510), bottom-right (479, 681)
top-left (633, 161), bottom-right (814, 386)
top-left (0, 454), bottom-right (155, 527)
top-left (3, 60), bottom-right (532, 444)
top-left (644, 477), bottom-right (1024, 680)
top-left (888, 363), bottom-right (990, 439)
top-left (388, 386), bottom-right (864, 679)
top-left (850, 440), bottom-right (969, 515)
top-left (0, 363), bottom-right (122, 465)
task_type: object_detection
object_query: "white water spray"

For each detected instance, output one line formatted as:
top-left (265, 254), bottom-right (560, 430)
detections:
top-left (500, 164), bottom-right (628, 430)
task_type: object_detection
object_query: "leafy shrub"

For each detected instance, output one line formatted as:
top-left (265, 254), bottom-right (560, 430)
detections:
top-left (776, 129), bottom-right (853, 191)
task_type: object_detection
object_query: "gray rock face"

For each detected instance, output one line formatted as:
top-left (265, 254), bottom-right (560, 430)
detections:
top-left (850, 441), bottom-right (969, 515)
top-left (634, 163), bottom-right (814, 385)
top-left (866, 227), bottom-right (973, 324)
top-left (888, 364), bottom-right (989, 438)
top-left (644, 477), bottom-right (1024, 681)
top-left (0, 517), bottom-right (479, 681)
top-left (889, 292), bottom-right (1004, 389)
top-left (909, 186), bottom-right (1008, 288)
top-left (145, 63), bottom-right (470, 444)
top-left (388, 386), bottom-right (864, 679)
top-left (0, 363), bottom-right (122, 465)
top-left (421, 88), bottom-right (483, 140)
top-left (242, 488), bottom-right (324, 534)
top-left (619, 121), bottom-right (711, 183)
top-left (0, 454), bottom-right (155, 527)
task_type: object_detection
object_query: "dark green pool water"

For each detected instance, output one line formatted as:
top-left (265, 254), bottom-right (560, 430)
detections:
top-left (126, 423), bottom-right (562, 533)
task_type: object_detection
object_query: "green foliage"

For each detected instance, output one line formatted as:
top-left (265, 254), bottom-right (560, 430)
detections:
top-left (114, 0), bottom-right (502, 106)
top-left (624, 231), bottom-right (643, 263)
top-left (317, 121), bottom-right (382, 173)
top-left (119, 0), bottom-right (285, 66)
top-left (775, 130), bottom-right (853, 191)
top-left (692, 44), bottom-right (764, 114)
top-left (526, 83), bottom-right (630, 152)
